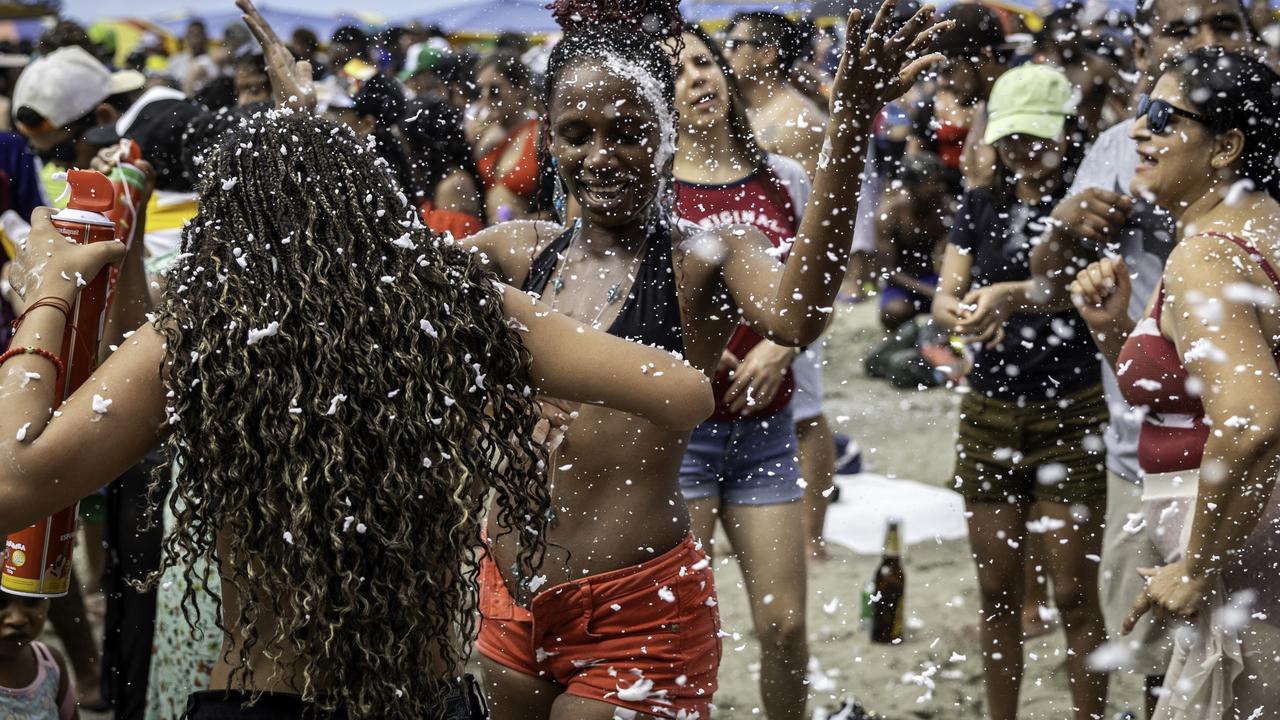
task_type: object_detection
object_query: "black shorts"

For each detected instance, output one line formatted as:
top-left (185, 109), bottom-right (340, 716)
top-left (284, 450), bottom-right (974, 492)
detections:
top-left (183, 675), bottom-right (488, 719)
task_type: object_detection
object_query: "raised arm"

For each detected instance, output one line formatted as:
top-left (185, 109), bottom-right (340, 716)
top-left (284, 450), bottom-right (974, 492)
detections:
top-left (1029, 188), bottom-right (1133, 310)
top-left (238, 0), bottom-right (315, 112)
top-left (1124, 236), bottom-right (1280, 628)
top-left (721, 0), bottom-right (950, 346)
top-left (501, 285), bottom-right (713, 431)
top-left (0, 210), bottom-right (165, 534)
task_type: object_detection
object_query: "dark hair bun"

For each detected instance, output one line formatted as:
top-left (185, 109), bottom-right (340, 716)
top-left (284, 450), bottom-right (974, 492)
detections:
top-left (548, 0), bottom-right (683, 38)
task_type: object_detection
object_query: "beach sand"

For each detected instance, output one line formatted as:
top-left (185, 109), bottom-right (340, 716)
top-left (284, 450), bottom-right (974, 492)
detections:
top-left (708, 300), bottom-right (1146, 719)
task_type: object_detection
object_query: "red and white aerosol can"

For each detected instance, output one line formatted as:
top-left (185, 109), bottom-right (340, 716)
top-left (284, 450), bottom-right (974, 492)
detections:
top-left (2, 169), bottom-right (118, 598)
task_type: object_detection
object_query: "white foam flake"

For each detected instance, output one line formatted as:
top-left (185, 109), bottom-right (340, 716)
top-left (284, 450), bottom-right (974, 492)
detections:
top-left (1223, 282), bottom-right (1278, 308)
top-left (325, 394), bottom-right (347, 416)
top-left (392, 233), bottom-right (418, 250)
top-left (91, 395), bottom-right (112, 415)
top-left (247, 321), bottom-right (281, 345)
top-left (615, 675), bottom-right (668, 703)
top-left (1086, 641), bottom-right (1133, 671)
top-left (1184, 337), bottom-right (1228, 364)
top-left (15, 422), bottom-right (31, 441)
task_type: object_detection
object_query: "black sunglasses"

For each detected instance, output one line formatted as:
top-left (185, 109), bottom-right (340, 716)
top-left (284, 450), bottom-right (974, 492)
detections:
top-left (722, 38), bottom-right (768, 51)
top-left (1136, 94), bottom-right (1209, 134)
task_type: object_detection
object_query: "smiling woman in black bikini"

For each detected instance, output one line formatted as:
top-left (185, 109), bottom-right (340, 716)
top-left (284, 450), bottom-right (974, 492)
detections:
top-left (461, 0), bottom-right (951, 718)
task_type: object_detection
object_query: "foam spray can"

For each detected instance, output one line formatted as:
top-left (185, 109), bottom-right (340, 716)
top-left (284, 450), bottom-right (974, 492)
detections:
top-left (2, 169), bottom-right (118, 598)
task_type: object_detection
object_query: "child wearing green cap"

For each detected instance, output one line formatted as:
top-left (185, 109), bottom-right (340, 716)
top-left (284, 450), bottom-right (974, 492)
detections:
top-left (931, 62), bottom-right (1112, 720)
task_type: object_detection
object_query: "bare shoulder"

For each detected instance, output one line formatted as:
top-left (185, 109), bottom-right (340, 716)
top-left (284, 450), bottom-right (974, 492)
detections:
top-left (675, 221), bottom-right (772, 267)
top-left (1164, 229), bottom-right (1279, 298)
top-left (462, 220), bottom-right (566, 283)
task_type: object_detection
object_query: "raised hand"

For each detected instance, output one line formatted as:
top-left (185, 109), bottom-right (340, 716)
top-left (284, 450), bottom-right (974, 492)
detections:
top-left (828, 0), bottom-right (952, 134)
top-left (8, 208), bottom-right (126, 306)
top-left (237, 0), bottom-right (315, 111)
top-left (1049, 188), bottom-right (1134, 244)
top-left (1069, 256), bottom-right (1132, 332)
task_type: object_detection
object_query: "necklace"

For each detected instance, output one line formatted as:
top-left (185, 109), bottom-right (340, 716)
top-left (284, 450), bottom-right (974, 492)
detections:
top-left (549, 224), bottom-right (651, 328)
top-left (540, 223), bottom-right (654, 532)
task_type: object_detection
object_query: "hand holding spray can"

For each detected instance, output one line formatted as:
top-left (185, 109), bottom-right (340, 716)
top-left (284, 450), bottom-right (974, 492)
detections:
top-left (2, 169), bottom-right (119, 598)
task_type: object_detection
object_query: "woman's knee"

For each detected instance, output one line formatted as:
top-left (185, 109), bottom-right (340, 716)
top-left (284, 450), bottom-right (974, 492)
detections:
top-left (755, 607), bottom-right (807, 649)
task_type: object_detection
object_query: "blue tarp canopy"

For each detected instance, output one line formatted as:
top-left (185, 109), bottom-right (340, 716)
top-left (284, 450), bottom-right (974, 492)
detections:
top-left (680, 0), bottom-right (812, 21)
top-left (404, 0), bottom-right (560, 33)
top-left (152, 5), bottom-right (364, 40)
top-left (402, 0), bottom-right (814, 31)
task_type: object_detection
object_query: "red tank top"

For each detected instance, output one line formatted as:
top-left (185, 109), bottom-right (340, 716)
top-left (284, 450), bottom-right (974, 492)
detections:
top-left (675, 170), bottom-right (798, 421)
top-left (477, 119), bottom-right (540, 198)
top-left (1117, 233), bottom-right (1280, 473)
top-left (936, 122), bottom-right (968, 170)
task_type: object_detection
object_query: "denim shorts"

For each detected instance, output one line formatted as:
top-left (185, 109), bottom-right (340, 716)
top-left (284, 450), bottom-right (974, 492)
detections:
top-left (791, 342), bottom-right (825, 423)
top-left (679, 405), bottom-right (803, 505)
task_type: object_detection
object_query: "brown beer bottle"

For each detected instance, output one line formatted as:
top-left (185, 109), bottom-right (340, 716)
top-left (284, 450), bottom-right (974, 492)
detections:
top-left (870, 517), bottom-right (906, 644)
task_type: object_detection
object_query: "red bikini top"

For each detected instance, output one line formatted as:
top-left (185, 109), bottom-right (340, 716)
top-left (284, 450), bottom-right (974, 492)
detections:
top-left (1117, 232), bottom-right (1280, 473)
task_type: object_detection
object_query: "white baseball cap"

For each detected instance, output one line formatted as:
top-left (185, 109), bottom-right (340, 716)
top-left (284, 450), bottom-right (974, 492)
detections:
top-left (12, 46), bottom-right (146, 130)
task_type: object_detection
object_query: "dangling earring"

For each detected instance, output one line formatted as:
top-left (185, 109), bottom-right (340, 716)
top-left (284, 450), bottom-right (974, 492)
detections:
top-left (552, 160), bottom-right (569, 224)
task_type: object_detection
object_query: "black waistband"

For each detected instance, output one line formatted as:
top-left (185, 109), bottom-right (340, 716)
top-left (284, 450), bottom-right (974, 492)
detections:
top-left (183, 674), bottom-right (488, 720)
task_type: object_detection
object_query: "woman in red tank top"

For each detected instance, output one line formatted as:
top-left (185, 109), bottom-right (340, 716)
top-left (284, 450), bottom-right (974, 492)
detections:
top-left (1071, 51), bottom-right (1280, 716)
top-left (671, 25), bottom-right (817, 718)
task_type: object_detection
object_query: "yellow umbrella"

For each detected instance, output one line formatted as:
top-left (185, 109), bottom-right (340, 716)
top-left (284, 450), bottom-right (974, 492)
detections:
top-left (88, 18), bottom-right (177, 69)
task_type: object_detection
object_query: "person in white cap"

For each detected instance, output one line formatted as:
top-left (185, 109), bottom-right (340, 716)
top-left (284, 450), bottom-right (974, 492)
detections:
top-left (11, 46), bottom-right (145, 172)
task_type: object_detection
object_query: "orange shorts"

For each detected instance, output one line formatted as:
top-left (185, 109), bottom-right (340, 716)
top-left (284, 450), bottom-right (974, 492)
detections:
top-left (477, 533), bottom-right (721, 719)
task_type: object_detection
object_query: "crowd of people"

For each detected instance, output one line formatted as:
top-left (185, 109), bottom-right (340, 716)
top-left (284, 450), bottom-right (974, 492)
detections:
top-left (0, 0), bottom-right (1277, 718)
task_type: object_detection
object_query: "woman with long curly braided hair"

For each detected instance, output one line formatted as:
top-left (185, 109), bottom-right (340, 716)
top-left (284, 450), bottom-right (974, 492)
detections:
top-left (0, 30), bottom-right (715, 720)
top-left (461, 0), bottom-right (951, 717)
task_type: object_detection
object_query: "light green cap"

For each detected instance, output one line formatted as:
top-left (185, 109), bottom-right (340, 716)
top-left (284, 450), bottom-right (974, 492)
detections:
top-left (398, 42), bottom-right (444, 82)
top-left (983, 63), bottom-right (1078, 145)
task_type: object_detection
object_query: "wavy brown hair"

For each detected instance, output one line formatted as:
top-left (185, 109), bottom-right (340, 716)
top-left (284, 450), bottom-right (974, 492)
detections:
top-left (148, 109), bottom-right (550, 717)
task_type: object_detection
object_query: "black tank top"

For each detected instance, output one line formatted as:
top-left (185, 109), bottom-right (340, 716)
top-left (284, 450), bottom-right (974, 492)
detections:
top-left (522, 224), bottom-right (685, 355)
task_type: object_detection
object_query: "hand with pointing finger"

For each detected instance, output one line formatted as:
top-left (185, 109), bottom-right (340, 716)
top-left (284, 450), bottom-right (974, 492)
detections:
top-left (1123, 559), bottom-right (1211, 634)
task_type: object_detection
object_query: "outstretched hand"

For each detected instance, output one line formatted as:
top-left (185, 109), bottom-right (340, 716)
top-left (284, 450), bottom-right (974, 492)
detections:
top-left (237, 0), bottom-right (315, 112)
top-left (828, 0), bottom-right (952, 134)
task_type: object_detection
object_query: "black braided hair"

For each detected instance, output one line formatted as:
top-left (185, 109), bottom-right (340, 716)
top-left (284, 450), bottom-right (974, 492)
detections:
top-left (149, 110), bottom-right (550, 718)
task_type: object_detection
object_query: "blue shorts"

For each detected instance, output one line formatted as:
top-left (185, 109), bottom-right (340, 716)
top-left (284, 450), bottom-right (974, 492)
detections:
top-left (679, 406), bottom-right (803, 505)
top-left (879, 274), bottom-right (938, 312)
top-left (791, 341), bottom-right (825, 423)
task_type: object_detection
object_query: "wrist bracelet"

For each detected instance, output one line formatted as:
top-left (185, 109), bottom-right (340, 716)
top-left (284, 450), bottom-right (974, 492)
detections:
top-left (11, 297), bottom-right (72, 331)
top-left (0, 346), bottom-right (65, 384)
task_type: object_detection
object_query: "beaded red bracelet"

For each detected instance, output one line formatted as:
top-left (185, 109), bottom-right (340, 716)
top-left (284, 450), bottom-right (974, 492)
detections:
top-left (0, 346), bottom-right (65, 384)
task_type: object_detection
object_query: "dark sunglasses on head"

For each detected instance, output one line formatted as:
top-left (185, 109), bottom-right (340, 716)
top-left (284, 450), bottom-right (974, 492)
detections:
top-left (1136, 94), bottom-right (1209, 134)
top-left (722, 38), bottom-right (767, 51)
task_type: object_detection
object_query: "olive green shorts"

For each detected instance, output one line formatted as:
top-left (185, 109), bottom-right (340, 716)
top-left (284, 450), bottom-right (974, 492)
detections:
top-left (952, 384), bottom-right (1108, 505)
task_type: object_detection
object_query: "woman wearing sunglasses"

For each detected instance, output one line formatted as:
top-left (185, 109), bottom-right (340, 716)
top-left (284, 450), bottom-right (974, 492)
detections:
top-left (1072, 48), bottom-right (1280, 717)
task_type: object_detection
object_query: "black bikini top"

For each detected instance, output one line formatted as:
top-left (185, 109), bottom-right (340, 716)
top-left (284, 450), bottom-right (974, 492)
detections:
top-left (521, 223), bottom-right (686, 356)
